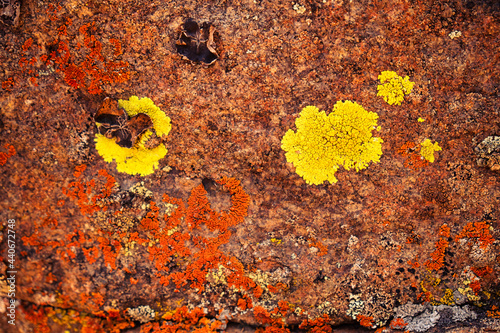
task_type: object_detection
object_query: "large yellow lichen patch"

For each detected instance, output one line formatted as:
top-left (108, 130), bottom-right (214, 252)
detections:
top-left (95, 96), bottom-right (171, 176)
top-left (281, 101), bottom-right (383, 185)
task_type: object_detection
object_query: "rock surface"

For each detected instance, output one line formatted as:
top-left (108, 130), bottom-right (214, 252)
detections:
top-left (0, 0), bottom-right (499, 332)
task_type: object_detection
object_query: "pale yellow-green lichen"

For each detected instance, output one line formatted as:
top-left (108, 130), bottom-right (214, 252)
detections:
top-left (281, 101), bottom-right (383, 185)
top-left (95, 96), bottom-right (171, 176)
top-left (377, 71), bottom-right (414, 105)
top-left (420, 139), bottom-right (442, 163)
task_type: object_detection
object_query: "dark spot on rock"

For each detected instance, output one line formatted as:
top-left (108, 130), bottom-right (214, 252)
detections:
top-left (175, 19), bottom-right (218, 65)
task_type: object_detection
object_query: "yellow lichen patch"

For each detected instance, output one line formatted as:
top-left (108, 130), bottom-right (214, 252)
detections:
top-left (440, 288), bottom-right (455, 305)
top-left (420, 139), bottom-right (442, 163)
top-left (281, 102), bottom-right (383, 185)
top-left (118, 96), bottom-right (171, 137)
top-left (377, 71), bottom-right (415, 105)
top-left (95, 96), bottom-right (171, 176)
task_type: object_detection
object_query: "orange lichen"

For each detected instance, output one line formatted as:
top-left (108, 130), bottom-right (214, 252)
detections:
top-left (109, 38), bottom-right (123, 56)
top-left (357, 314), bottom-right (374, 328)
top-left (22, 303), bottom-right (133, 332)
top-left (407, 258), bottom-right (420, 269)
top-left (253, 306), bottom-right (276, 325)
top-left (471, 266), bottom-right (493, 277)
top-left (469, 280), bottom-right (481, 294)
top-left (237, 295), bottom-right (253, 310)
top-left (299, 314), bottom-right (333, 333)
top-left (20, 304), bottom-right (51, 333)
top-left (141, 306), bottom-right (221, 333)
top-left (18, 10), bottom-right (130, 95)
top-left (22, 38), bottom-right (34, 52)
top-left (398, 141), bottom-right (429, 170)
top-left (145, 177), bottom-right (252, 293)
top-left (253, 303), bottom-right (295, 333)
top-left (29, 76), bottom-right (38, 86)
top-left (308, 238), bottom-right (328, 256)
top-left (487, 305), bottom-right (500, 318)
top-left (82, 246), bottom-right (100, 264)
top-left (63, 166), bottom-right (116, 216)
top-left (425, 224), bottom-right (450, 271)
top-left (98, 236), bottom-right (122, 271)
top-left (455, 221), bottom-right (495, 250)
top-left (2, 77), bottom-right (15, 91)
top-left (390, 317), bottom-right (408, 329)
top-left (0, 144), bottom-right (16, 166)
top-left (253, 285), bottom-right (264, 298)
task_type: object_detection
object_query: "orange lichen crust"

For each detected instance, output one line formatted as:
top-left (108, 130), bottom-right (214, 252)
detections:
top-left (308, 238), bottom-right (328, 256)
top-left (20, 303), bottom-right (133, 333)
top-left (254, 304), bottom-right (291, 333)
top-left (455, 221), bottom-right (495, 250)
top-left (390, 317), bottom-right (408, 330)
top-left (425, 224), bottom-right (450, 271)
top-left (299, 314), bottom-right (333, 333)
top-left (62, 165), bottom-right (116, 216)
top-left (357, 314), bottom-right (374, 328)
top-left (24, 166), bottom-right (122, 271)
top-left (141, 306), bottom-right (221, 333)
top-left (487, 305), bottom-right (500, 319)
top-left (18, 5), bottom-right (129, 94)
top-left (0, 143), bottom-right (16, 166)
top-left (398, 141), bottom-right (429, 170)
top-left (145, 177), bottom-right (254, 292)
top-left (1, 77), bottom-right (15, 91)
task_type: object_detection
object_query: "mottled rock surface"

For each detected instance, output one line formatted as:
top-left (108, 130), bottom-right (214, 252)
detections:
top-left (0, 0), bottom-right (499, 332)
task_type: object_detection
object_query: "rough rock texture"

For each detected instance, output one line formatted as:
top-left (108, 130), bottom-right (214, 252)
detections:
top-left (0, 0), bottom-right (499, 332)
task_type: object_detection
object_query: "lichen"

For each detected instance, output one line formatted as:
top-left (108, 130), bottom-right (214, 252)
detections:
top-left (377, 70), bottom-right (414, 105)
top-left (118, 96), bottom-right (171, 138)
top-left (281, 102), bottom-right (383, 185)
top-left (420, 139), bottom-right (442, 163)
top-left (95, 96), bottom-right (171, 176)
top-left (126, 305), bottom-right (156, 323)
top-left (0, 143), bottom-right (16, 166)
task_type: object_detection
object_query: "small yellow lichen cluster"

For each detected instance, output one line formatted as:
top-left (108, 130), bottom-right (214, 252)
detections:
top-left (377, 71), bottom-right (415, 105)
top-left (281, 101), bottom-right (383, 185)
top-left (420, 139), bottom-right (442, 163)
top-left (95, 96), bottom-right (172, 176)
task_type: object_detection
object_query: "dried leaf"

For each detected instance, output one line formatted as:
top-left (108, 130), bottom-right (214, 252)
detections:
top-left (175, 19), bottom-right (218, 65)
top-left (94, 98), bottom-right (153, 148)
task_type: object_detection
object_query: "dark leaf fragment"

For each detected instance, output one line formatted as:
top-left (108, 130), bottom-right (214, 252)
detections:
top-left (175, 19), bottom-right (218, 65)
top-left (95, 98), bottom-right (153, 148)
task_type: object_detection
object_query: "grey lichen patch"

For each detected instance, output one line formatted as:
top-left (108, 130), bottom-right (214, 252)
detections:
top-left (394, 303), bottom-right (477, 333)
top-left (362, 288), bottom-right (397, 327)
top-left (346, 294), bottom-right (364, 320)
top-left (317, 301), bottom-right (337, 316)
top-left (475, 136), bottom-right (500, 171)
top-left (126, 305), bottom-right (156, 323)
